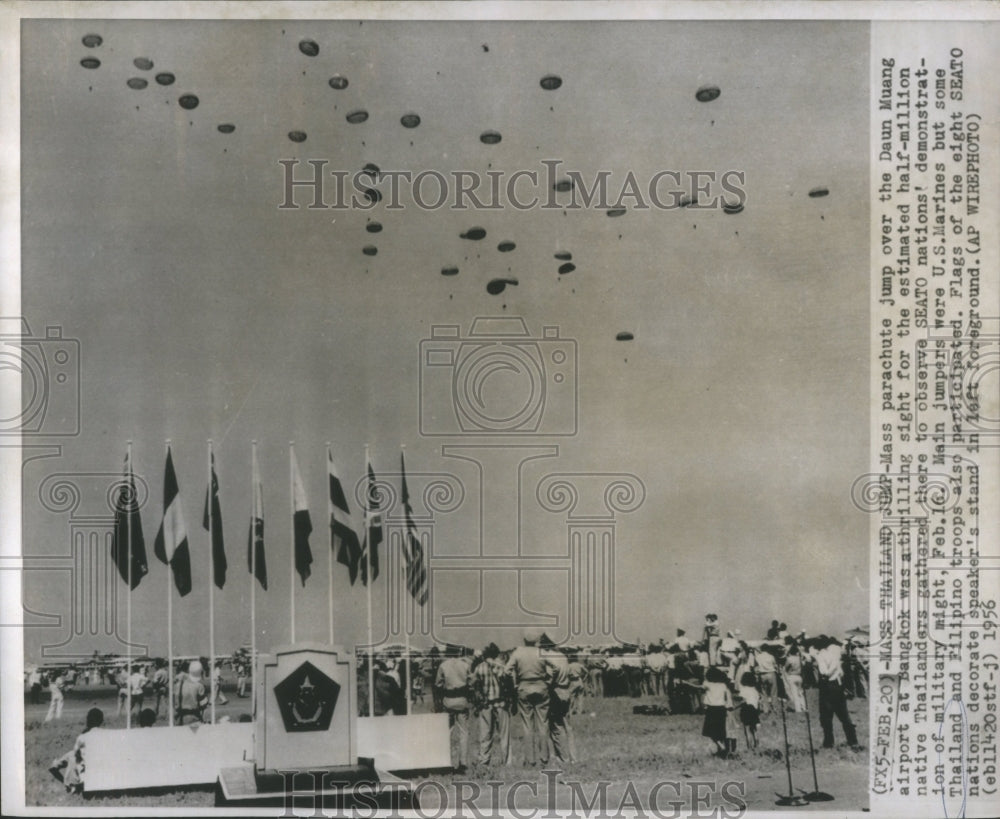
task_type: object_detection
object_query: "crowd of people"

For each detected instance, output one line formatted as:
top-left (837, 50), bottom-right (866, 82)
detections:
top-left (358, 616), bottom-right (868, 769)
top-left (37, 615), bottom-right (868, 791)
top-left (30, 652), bottom-right (247, 731)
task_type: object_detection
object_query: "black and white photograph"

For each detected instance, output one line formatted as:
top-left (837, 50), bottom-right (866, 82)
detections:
top-left (2, 3), bottom-right (997, 817)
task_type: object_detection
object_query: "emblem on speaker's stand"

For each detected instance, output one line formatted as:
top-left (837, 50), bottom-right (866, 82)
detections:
top-left (273, 661), bottom-right (339, 733)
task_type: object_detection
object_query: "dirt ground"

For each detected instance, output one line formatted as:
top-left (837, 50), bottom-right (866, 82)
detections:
top-left (24, 683), bottom-right (868, 811)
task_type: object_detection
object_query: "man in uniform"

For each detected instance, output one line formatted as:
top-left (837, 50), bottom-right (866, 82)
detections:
top-left (548, 649), bottom-right (579, 764)
top-left (436, 648), bottom-right (473, 772)
top-left (174, 660), bottom-right (208, 724)
top-left (505, 629), bottom-right (556, 766)
top-left (472, 642), bottom-right (512, 767)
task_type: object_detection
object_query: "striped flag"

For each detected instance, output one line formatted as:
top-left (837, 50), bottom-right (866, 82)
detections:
top-left (360, 456), bottom-right (382, 585)
top-left (247, 474), bottom-right (267, 590)
top-left (400, 451), bottom-right (429, 605)
top-left (290, 448), bottom-right (313, 586)
top-left (202, 452), bottom-right (227, 589)
top-left (110, 451), bottom-right (148, 590)
top-left (329, 449), bottom-right (362, 584)
top-left (153, 447), bottom-right (192, 596)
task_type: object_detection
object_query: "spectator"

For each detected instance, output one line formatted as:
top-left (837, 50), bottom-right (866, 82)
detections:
top-left (151, 659), bottom-right (169, 717)
top-left (567, 655), bottom-right (588, 713)
top-left (754, 645), bottom-right (779, 715)
top-left (28, 668), bottom-right (42, 705)
top-left (129, 665), bottom-right (147, 714)
top-left (236, 657), bottom-right (248, 698)
top-left (49, 707), bottom-right (104, 793)
top-left (505, 629), bottom-right (557, 766)
top-left (358, 660), bottom-right (406, 716)
top-left (212, 662), bottom-right (229, 705)
top-left (44, 671), bottom-right (65, 722)
top-left (737, 671), bottom-right (760, 750)
top-left (548, 649), bottom-right (579, 764)
top-left (174, 660), bottom-right (208, 724)
top-left (813, 636), bottom-right (862, 751)
top-left (436, 648), bottom-right (473, 773)
top-left (115, 668), bottom-right (129, 717)
top-left (704, 614), bottom-right (721, 666)
top-left (782, 643), bottom-right (806, 713)
top-left (472, 642), bottom-right (512, 766)
top-left (700, 666), bottom-right (734, 757)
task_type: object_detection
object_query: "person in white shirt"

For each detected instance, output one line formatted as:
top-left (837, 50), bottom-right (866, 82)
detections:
top-left (45, 671), bottom-right (65, 722)
top-left (814, 636), bottom-right (861, 750)
top-left (129, 667), bottom-right (147, 715)
top-left (212, 663), bottom-right (229, 705)
top-left (753, 646), bottom-right (779, 714)
top-left (28, 668), bottom-right (42, 704)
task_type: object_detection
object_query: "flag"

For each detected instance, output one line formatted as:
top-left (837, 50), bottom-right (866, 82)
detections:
top-left (110, 451), bottom-right (148, 590)
top-left (247, 475), bottom-right (267, 590)
top-left (360, 456), bottom-right (382, 585)
top-left (291, 448), bottom-right (313, 586)
top-left (400, 451), bottom-right (429, 605)
top-left (202, 451), bottom-right (227, 589)
top-left (329, 450), bottom-right (362, 584)
top-left (153, 447), bottom-right (192, 596)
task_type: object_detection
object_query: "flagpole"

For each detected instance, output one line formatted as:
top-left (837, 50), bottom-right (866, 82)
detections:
top-left (365, 443), bottom-right (374, 718)
top-left (402, 444), bottom-right (411, 716)
top-left (126, 440), bottom-right (133, 730)
top-left (208, 439), bottom-right (216, 725)
top-left (166, 439), bottom-right (174, 727)
top-left (327, 442), bottom-right (334, 646)
top-left (250, 441), bottom-right (258, 724)
top-left (289, 442), bottom-right (296, 644)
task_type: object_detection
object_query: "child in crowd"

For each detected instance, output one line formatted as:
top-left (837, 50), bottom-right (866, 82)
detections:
top-left (738, 671), bottom-right (760, 750)
top-left (701, 666), bottom-right (734, 757)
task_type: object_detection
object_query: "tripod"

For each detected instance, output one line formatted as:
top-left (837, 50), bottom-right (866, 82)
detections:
top-left (800, 689), bottom-right (834, 801)
top-left (774, 698), bottom-right (807, 807)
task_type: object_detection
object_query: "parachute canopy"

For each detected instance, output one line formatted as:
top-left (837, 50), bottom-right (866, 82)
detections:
top-left (486, 277), bottom-right (518, 295)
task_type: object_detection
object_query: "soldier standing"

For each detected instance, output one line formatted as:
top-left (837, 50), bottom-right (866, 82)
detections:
top-left (505, 629), bottom-right (556, 766)
top-left (548, 649), bottom-right (579, 764)
top-left (472, 642), bottom-right (512, 766)
top-left (436, 648), bottom-right (473, 772)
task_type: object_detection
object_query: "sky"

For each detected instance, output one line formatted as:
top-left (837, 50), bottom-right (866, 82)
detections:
top-left (17, 18), bottom-right (870, 662)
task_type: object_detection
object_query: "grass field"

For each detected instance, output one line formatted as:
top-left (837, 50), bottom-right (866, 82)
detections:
top-left (24, 685), bottom-right (868, 811)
